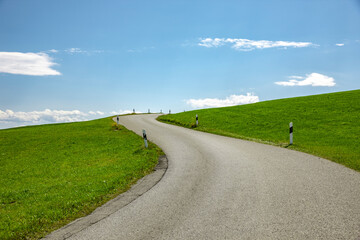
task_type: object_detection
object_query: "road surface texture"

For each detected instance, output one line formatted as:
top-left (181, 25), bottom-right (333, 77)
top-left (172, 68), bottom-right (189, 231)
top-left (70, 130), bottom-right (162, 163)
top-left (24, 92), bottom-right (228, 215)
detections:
top-left (68, 114), bottom-right (360, 239)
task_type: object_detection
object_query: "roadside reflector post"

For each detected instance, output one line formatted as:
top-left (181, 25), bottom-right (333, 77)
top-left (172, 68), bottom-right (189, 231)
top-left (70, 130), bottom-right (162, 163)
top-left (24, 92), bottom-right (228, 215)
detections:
top-left (196, 114), bottom-right (198, 126)
top-left (169, 110), bottom-right (171, 114)
top-left (289, 122), bottom-right (293, 145)
top-left (116, 115), bottom-right (119, 125)
top-left (133, 109), bottom-right (135, 114)
top-left (142, 130), bottom-right (148, 148)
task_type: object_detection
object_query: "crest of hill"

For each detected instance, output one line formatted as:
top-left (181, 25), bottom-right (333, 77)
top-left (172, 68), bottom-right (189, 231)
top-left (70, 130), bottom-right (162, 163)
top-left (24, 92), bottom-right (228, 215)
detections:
top-left (158, 90), bottom-right (360, 171)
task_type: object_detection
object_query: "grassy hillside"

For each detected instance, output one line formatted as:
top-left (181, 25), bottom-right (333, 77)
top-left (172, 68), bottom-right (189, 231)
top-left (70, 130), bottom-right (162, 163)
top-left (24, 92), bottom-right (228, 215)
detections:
top-left (0, 117), bottom-right (162, 240)
top-left (158, 90), bottom-right (360, 171)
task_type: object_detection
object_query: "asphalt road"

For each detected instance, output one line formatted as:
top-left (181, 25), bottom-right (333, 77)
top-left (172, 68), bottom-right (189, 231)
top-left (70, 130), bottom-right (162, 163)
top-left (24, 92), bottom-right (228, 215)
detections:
top-left (69, 114), bottom-right (360, 239)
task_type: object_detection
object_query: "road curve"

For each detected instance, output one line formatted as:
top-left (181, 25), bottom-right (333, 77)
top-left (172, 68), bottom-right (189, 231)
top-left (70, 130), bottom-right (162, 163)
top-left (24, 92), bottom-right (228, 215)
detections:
top-left (69, 114), bottom-right (360, 239)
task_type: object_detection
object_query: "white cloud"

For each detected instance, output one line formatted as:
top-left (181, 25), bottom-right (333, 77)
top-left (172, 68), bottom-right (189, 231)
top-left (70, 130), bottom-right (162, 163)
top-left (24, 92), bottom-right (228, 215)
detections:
top-left (48, 49), bottom-right (58, 53)
top-left (88, 111), bottom-right (104, 115)
top-left (336, 43), bottom-right (344, 47)
top-left (186, 93), bottom-right (259, 108)
top-left (275, 73), bottom-right (335, 87)
top-left (198, 38), bottom-right (314, 51)
top-left (0, 52), bottom-right (61, 76)
top-left (275, 80), bottom-right (299, 86)
top-left (110, 110), bottom-right (135, 115)
top-left (0, 109), bottom-right (106, 127)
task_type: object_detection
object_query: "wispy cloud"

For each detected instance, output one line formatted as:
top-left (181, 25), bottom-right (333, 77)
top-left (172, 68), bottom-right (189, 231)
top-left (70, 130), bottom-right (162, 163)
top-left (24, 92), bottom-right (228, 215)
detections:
top-left (0, 109), bottom-right (106, 126)
top-left (65, 48), bottom-right (87, 54)
top-left (0, 52), bottom-right (61, 76)
top-left (199, 38), bottom-right (226, 48)
top-left (288, 75), bottom-right (304, 79)
top-left (198, 38), bottom-right (315, 51)
top-left (275, 73), bottom-right (335, 87)
top-left (127, 46), bottom-right (155, 53)
top-left (46, 48), bottom-right (103, 55)
top-left (186, 93), bottom-right (259, 108)
top-left (335, 43), bottom-right (344, 47)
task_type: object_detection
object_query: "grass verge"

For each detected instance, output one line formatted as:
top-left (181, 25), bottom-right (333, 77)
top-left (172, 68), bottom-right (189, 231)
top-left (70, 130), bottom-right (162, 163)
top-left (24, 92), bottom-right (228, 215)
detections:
top-left (0, 117), bottom-right (163, 239)
top-left (158, 90), bottom-right (360, 171)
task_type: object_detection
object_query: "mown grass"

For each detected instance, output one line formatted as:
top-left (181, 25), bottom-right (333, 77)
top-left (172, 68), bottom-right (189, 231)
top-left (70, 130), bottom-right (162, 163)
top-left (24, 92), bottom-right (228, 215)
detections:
top-left (158, 90), bottom-right (360, 171)
top-left (0, 117), bottom-right (162, 239)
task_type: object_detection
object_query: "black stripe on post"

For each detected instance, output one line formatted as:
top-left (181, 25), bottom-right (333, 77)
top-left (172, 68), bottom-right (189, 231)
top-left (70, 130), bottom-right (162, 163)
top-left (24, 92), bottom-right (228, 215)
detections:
top-left (289, 126), bottom-right (293, 134)
top-left (142, 130), bottom-right (148, 148)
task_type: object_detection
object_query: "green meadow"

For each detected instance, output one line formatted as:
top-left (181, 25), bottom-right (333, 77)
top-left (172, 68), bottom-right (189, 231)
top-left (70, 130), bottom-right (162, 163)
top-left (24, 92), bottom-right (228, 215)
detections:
top-left (0, 117), bottom-right (162, 239)
top-left (158, 90), bottom-right (360, 171)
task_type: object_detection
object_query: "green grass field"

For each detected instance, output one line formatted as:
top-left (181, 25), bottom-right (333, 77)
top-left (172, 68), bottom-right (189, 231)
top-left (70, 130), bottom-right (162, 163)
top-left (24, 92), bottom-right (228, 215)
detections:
top-left (0, 117), bottom-right (162, 239)
top-left (158, 90), bottom-right (360, 171)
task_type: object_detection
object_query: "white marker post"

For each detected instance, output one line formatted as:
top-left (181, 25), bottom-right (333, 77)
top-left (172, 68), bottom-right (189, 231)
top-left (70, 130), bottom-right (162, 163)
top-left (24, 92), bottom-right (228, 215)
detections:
top-left (142, 130), bottom-right (148, 148)
top-left (116, 115), bottom-right (119, 125)
top-left (289, 122), bottom-right (293, 145)
top-left (196, 114), bottom-right (198, 126)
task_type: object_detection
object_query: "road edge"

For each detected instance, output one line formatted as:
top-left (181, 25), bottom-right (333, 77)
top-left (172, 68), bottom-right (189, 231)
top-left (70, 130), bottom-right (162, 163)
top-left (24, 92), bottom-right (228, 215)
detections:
top-left (43, 154), bottom-right (168, 240)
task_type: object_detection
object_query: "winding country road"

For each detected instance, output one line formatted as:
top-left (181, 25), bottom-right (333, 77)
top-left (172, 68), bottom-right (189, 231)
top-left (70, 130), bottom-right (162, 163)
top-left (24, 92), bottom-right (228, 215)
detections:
top-left (69, 114), bottom-right (359, 239)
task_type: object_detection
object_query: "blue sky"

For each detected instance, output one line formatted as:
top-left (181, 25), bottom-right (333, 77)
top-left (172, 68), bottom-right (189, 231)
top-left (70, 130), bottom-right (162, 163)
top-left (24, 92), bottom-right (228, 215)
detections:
top-left (0, 0), bottom-right (359, 129)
